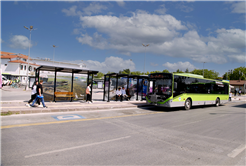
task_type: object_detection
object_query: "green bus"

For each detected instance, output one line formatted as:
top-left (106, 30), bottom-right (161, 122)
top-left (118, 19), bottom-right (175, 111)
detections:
top-left (146, 73), bottom-right (229, 110)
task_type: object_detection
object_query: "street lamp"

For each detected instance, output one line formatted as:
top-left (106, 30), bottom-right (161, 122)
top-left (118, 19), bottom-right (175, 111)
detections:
top-left (142, 44), bottom-right (149, 74)
top-left (24, 25), bottom-right (35, 90)
top-left (203, 62), bottom-right (206, 77)
top-left (52, 45), bottom-right (58, 66)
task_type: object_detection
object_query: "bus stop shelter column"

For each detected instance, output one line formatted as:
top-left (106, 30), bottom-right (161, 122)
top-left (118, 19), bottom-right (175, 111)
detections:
top-left (103, 75), bottom-right (106, 101)
top-left (70, 72), bottom-right (74, 102)
top-left (108, 75), bottom-right (110, 102)
top-left (53, 69), bottom-right (57, 102)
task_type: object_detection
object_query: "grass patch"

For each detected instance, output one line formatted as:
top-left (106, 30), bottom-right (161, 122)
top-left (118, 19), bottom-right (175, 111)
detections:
top-left (1, 111), bottom-right (13, 116)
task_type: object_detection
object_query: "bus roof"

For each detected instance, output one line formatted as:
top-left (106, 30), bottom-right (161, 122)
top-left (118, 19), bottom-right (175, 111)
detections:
top-left (173, 73), bottom-right (229, 83)
top-left (173, 73), bottom-right (204, 78)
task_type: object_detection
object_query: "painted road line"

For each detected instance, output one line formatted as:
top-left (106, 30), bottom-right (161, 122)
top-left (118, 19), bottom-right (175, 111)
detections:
top-left (25, 136), bottom-right (131, 158)
top-left (1, 112), bottom-right (162, 129)
top-left (52, 114), bottom-right (85, 121)
top-left (227, 144), bottom-right (246, 158)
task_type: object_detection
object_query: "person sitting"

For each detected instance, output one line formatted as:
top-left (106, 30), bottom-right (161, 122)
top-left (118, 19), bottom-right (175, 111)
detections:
top-left (126, 88), bottom-right (132, 101)
top-left (121, 87), bottom-right (128, 101)
top-left (115, 87), bottom-right (123, 101)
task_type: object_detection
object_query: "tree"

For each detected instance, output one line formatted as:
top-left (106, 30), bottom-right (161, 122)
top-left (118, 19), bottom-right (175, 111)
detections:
top-left (150, 70), bottom-right (162, 74)
top-left (185, 68), bottom-right (189, 73)
top-left (119, 69), bottom-right (130, 74)
top-left (162, 69), bottom-right (169, 73)
top-left (94, 72), bottom-right (104, 79)
top-left (130, 71), bottom-right (142, 75)
top-left (175, 69), bottom-right (184, 73)
top-left (223, 67), bottom-right (246, 80)
top-left (191, 69), bottom-right (219, 79)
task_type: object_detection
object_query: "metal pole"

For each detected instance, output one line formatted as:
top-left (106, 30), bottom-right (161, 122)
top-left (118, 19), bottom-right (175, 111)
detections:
top-left (103, 75), bottom-right (106, 101)
top-left (25, 30), bottom-right (32, 90)
top-left (53, 69), bottom-right (57, 102)
top-left (70, 72), bottom-right (74, 102)
top-left (108, 75), bottom-right (110, 102)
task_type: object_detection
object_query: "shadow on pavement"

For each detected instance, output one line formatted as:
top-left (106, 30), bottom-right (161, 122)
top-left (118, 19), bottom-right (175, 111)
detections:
top-left (135, 103), bottom-right (227, 112)
top-left (231, 103), bottom-right (246, 108)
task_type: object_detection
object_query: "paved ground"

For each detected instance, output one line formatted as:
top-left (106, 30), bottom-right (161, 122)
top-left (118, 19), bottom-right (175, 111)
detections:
top-left (1, 102), bottom-right (245, 165)
top-left (1, 85), bottom-right (245, 115)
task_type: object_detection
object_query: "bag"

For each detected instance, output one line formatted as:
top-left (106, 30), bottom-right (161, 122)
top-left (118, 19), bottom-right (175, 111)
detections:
top-left (86, 87), bottom-right (90, 94)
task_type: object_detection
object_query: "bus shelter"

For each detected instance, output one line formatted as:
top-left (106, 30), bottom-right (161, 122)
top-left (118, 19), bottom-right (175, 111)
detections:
top-left (103, 73), bottom-right (148, 102)
top-left (35, 65), bottom-right (98, 102)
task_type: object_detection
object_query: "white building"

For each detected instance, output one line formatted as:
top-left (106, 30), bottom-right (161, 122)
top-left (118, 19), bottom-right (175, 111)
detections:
top-left (1, 51), bottom-right (39, 84)
top-left (1, 51), bottom-right (87, 85)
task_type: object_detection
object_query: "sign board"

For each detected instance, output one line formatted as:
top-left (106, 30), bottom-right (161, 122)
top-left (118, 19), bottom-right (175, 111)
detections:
top-left (98, 82), bottom-right (103, 89)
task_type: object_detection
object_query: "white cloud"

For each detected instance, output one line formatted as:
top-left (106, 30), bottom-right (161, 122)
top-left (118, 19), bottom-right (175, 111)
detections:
top-left (176, 3), bottom-right (194, 13)
top-left (228, 54), bottom-right (246, 63)
top-left (231, 2), bottom-right (246, 14)
top-left (83, 56), bottom-right (135, 73)
top-left (62, 3), bottom-right (108, 17)
top-left (69, 10), bottom-right (244, 65)
top-left (1, 39), bottom-right (4, 43)
top-left (9, 35), bottom-right (31, 49)
top-left (73, 28), bottom-right (80, 35)
top-left (116, 1), bottom-right (125, 7)
top-left (155, 4), bottom-right (167, 15)
top-left (83, 2), bottom-right (108, 16)
top-left (163, 61), bottom-right (196, 72)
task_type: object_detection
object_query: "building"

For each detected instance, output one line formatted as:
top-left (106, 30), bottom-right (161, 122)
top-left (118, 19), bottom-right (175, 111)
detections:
top-left (1, 51), bottom-right (39, 84)
top-left (1, 51), bottom-right (87, 87)
top-left (230, 80), bottom-right (246, 94)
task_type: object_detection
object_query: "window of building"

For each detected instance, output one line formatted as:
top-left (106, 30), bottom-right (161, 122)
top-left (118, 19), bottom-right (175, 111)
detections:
top-left (20, 65), bottom-right (23, 70)
top-left (34, 67), bottom-right (36, 71)
top-left (5, 64), bottom-right (7, 66)
top-left (24, 65), bottom-right (26, 70)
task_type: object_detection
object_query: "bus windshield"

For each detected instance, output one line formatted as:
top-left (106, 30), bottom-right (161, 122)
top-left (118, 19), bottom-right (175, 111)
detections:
top-left (148, 73), bottom-right (172, 98)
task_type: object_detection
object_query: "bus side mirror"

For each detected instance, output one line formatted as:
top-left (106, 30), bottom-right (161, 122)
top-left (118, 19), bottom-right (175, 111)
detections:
top-left (174, 82), bottom-right (177, 89)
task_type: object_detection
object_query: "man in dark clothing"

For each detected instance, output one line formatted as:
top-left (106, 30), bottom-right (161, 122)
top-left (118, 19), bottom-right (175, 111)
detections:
top-left (30, 80), bottom-right (48, 108)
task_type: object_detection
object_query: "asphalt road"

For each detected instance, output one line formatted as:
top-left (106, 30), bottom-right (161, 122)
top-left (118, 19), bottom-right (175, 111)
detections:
top-left (1, 102), bottom-right (246, 165)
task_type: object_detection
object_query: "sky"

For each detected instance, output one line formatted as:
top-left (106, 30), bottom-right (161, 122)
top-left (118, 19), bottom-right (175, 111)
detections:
top-left (1, 0), bottom-right (245, 76)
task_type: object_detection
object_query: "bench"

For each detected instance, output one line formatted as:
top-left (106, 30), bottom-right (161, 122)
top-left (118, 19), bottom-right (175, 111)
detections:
top-left (54, 92), bottom-right (74, 98)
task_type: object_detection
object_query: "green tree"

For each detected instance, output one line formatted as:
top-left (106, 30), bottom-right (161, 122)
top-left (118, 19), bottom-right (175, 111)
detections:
top-left (94, 72), bottom-right (104, 79)
top-left (175, 69), bottom-right (184, 73)
top-left (119, 69), bottom-right (131, 74)
top-left (185, 68), bottom-right (189, 73)
top-left (191, 69), bottom-right (219, 79)
top-left (150, 70), bottom-right (162, 74)
top-left (223, 67), bottom-right (246, 80)
top-left (130, 71), bottom-right (142, 75)
top-left (162, 69), bottom-right (169, 73)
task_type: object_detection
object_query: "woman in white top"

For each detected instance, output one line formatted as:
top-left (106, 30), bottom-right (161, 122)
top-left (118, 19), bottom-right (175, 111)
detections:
top-left (86, 83), bottom-right (92, 103)
top-left (26, 81), bottom-right (41, 107)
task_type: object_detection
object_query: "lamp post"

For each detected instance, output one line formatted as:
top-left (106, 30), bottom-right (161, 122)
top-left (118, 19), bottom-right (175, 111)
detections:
top-left (52, 45), bottom-right (58, 66)
top-left (142, 44), bottom-right (149, 74)
top-left (203, 62), bottom-right (206, 77)
top-left (24, 25), bottom-right (35, 90)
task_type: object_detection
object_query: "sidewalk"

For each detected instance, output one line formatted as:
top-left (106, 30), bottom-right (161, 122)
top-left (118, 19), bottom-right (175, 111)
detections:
top-left (0, 100), bottom-right (149, 115)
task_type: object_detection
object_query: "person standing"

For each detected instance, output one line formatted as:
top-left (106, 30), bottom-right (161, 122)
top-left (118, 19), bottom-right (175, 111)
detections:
top-left (30, 80), bottom-right (48, 108)
top-left (229, 92), bottom-right (232, 101)
top-left (86, 83), bottom-right (92, 104)
top-left (26, 81), bottom-right (41, 107)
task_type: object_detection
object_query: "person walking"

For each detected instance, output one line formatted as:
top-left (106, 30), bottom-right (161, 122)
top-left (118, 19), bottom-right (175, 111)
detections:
top-left (29, 80), bottom-right (48, 108)
top-left (86, 83), bottom-right (92, 104)
top-left (26, 81), bottom-right (41, 107)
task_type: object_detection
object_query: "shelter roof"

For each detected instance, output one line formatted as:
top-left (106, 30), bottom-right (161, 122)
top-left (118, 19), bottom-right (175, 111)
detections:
top-left (105, 73), bottom-right (148, 78)
top-left (230, 80), bottom-right (246, 86)
top-left (37, 65), bottom-right (98, 74)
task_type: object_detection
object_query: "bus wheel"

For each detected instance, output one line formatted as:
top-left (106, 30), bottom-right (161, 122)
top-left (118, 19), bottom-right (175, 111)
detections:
top-left (215, 98), bottom-right (220, 107)
top-left (185, 99), bottom-right (191, 110)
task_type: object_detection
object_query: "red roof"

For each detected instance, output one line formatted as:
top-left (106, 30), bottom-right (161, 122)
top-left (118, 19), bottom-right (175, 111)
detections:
top-left (230, 80), bottom-right (246, 86)
top-left (9, 60), bottom-right (39, 66)
top-left (1, 51), bottom-right (29, 59)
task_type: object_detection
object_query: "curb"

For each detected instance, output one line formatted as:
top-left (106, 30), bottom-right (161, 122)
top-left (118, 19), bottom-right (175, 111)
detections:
top-left (1, 104), bottom-right (149, 115)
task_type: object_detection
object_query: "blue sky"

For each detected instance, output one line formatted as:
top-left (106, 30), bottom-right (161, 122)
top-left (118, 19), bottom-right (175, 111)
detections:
top-left (1, 1), bottom-right (245, 76)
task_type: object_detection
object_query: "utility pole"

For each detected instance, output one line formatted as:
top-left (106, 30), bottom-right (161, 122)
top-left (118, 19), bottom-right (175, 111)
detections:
top-left (24, 25), bottom-right (35, 90)
top-left (142, 44), bottom-right (149, 74)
